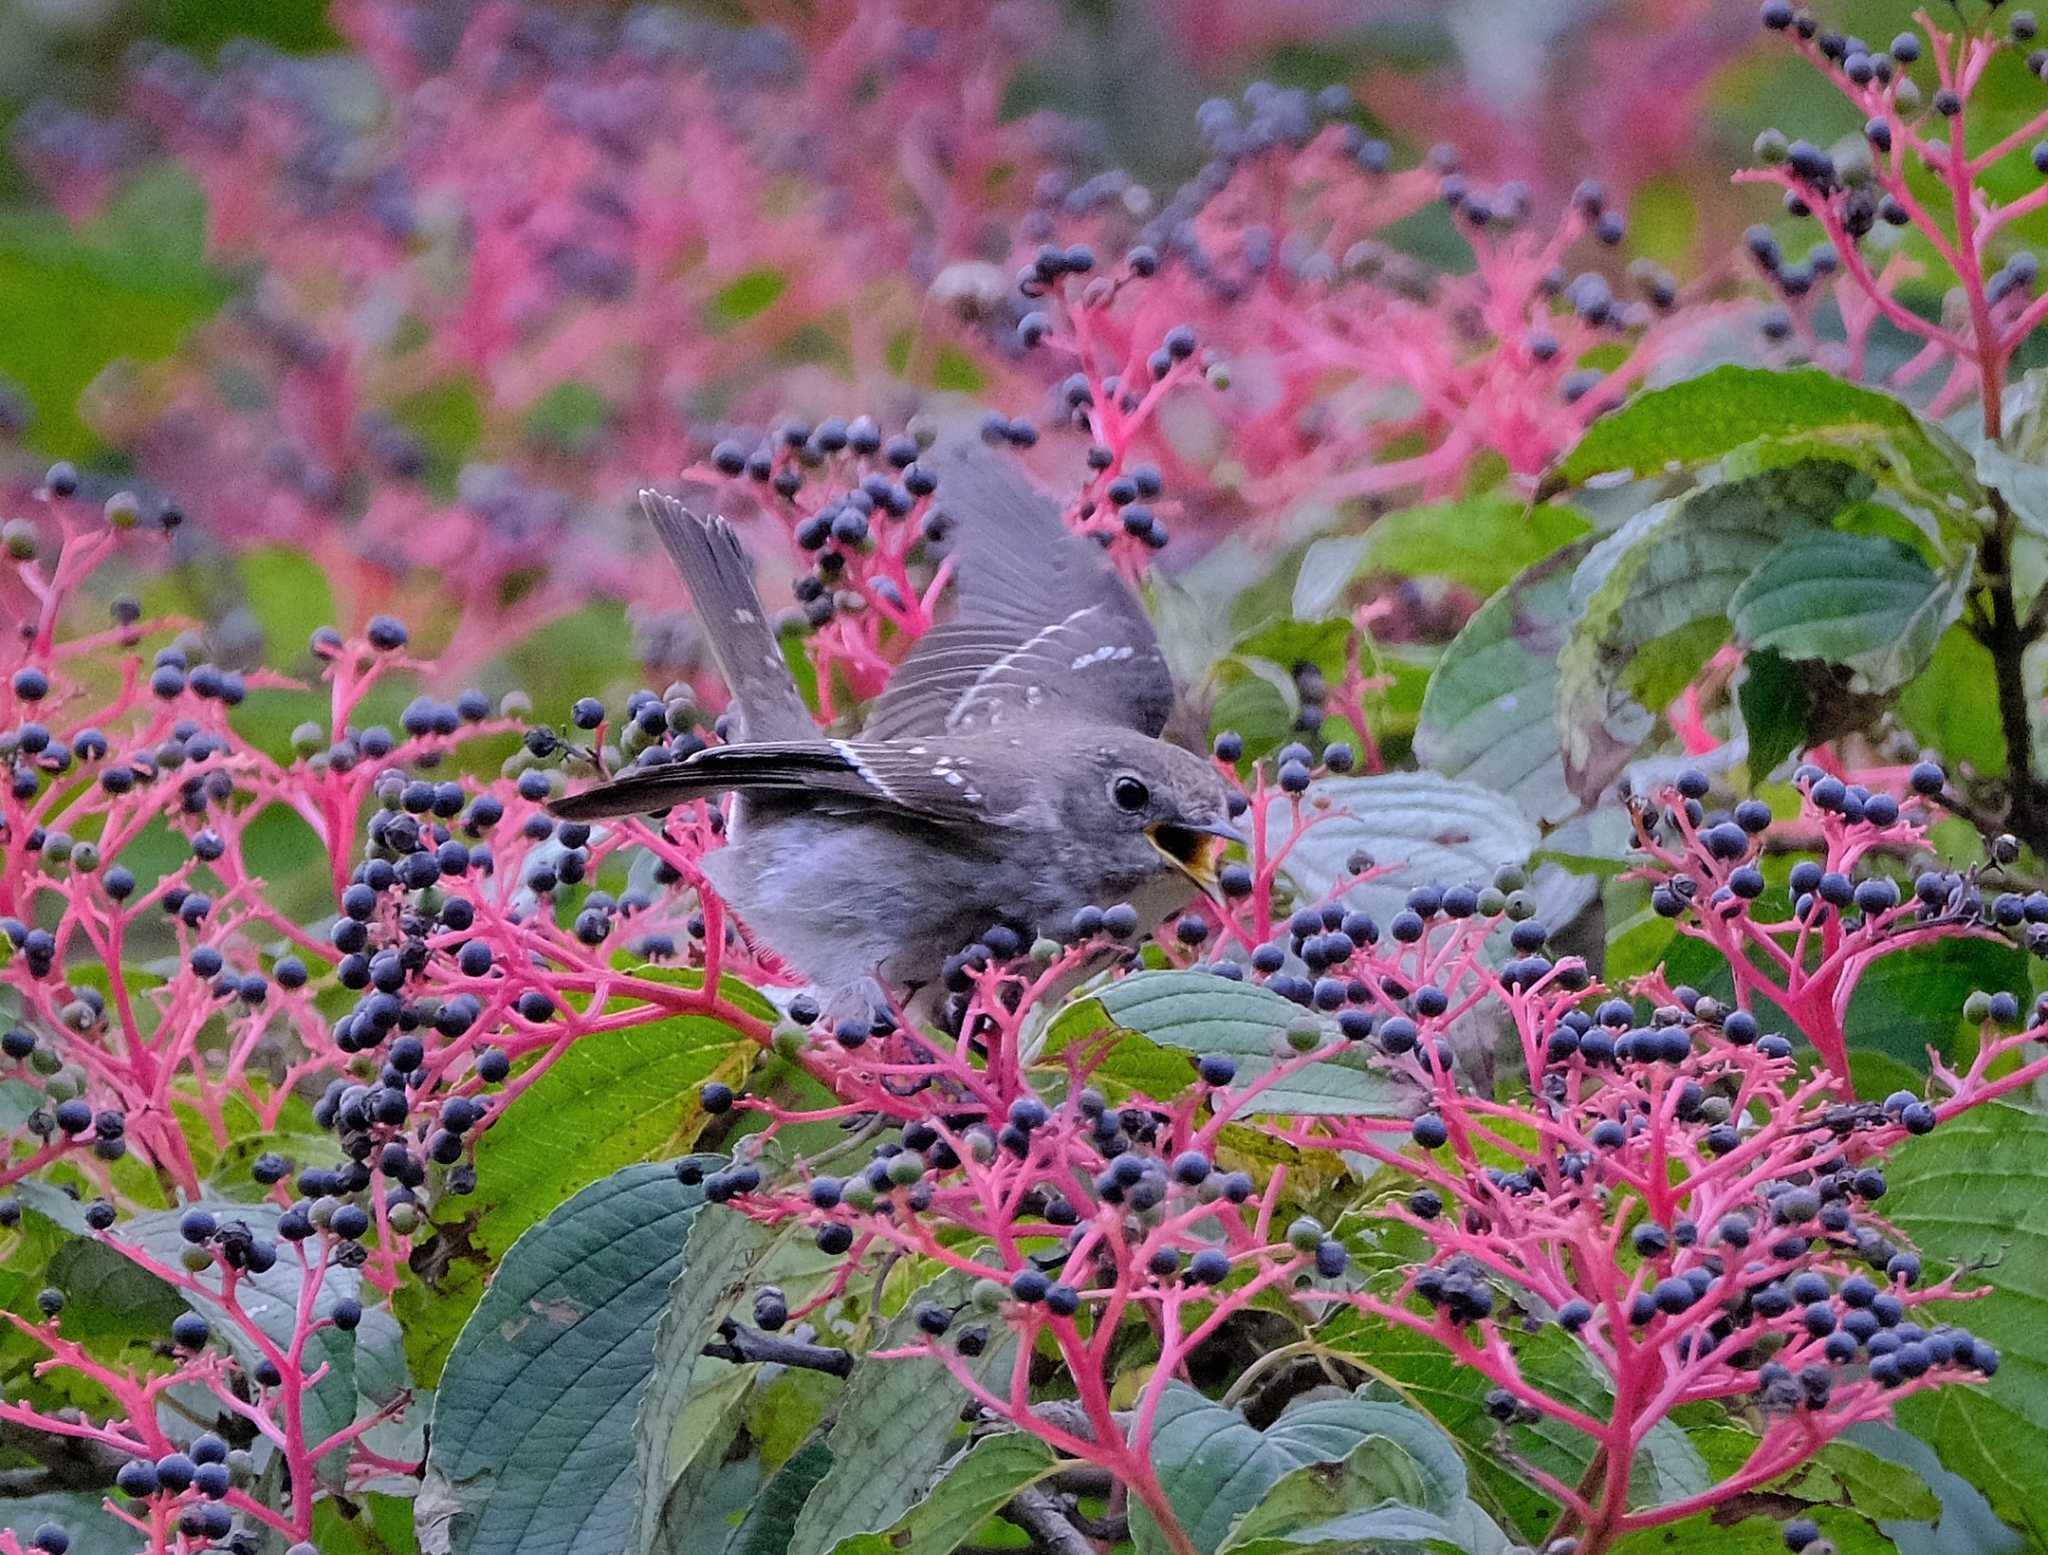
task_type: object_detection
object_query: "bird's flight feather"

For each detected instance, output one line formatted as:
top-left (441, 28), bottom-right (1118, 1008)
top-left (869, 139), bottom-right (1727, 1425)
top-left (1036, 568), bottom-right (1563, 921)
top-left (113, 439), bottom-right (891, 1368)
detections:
top-left (640, 491), bottom-right (814, 743)
top-left (554, 439), bottom-right (1171, 822)
top-left (860, 438), bottom-right (1174, 739)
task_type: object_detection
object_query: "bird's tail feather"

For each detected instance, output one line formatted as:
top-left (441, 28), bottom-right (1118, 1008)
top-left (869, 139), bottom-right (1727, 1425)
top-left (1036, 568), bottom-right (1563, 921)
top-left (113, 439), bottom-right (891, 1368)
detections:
top-left (550, 741), bottom-right (856, 821)
top-left (548, 763), bottom-right (739, 821)
top-left (641, 490), bottom-right (814, 742)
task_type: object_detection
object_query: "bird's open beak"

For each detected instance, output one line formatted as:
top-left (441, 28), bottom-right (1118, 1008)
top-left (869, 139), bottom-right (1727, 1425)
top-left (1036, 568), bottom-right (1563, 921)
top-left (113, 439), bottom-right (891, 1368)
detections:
top-left (1148, 818), bottom-right (1245, 902)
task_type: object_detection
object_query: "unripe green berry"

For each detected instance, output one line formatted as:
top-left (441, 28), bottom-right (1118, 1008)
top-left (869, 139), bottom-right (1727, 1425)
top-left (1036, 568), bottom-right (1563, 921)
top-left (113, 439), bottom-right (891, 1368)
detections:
top-left (180, 1244), bottom-right (215, 1272)
top-left (387, 1202), bottom-right (419, 1234)
top-left (1031, 936), bottom-right (1063, 962)
top-left (1285, 1016), bottom-right (1322, 1053)
top-left (1963, 990), bottom-right (1994, 1023)
top-left (1754, 128), bottom-right (1790, 163)
top-left (886, 1153), bottom-right (925, 1187)
top-left (1505, 890), bottom-right (1536, 920)
top-left (104, 491), bottom-right (141, 529)
top-left (68, 842), bottom-right (99, 872)
top-left (1287, 1216), bottom-right (1324, 1253)
top-left (842, 1180), bottom-right (878, 1213)
top-left (2, 519), bottom-right (37, 560)
top-left (971, 1277), bottom-right (1008, 1311)
top-left (1476, 887), bottom-right (1508, 916)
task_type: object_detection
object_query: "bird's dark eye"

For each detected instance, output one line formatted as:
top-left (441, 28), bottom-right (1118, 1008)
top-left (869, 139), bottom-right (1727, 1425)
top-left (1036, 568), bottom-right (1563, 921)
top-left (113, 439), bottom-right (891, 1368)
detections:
top-left (1111, 775), bottom-right (1150, 812)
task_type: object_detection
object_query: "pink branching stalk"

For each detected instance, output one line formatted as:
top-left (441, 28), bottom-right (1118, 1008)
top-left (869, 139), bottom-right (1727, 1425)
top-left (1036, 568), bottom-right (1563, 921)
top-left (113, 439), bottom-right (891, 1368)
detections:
top-left (693, 756), bottom-right (2044, 1555)
top-left (1738, 6), bottom-right (2047, 439)
top-left (1, 480), bottom-right (779, 1548)
top-left (1000, 102), bottom-right (1764, 529)
top-left (5, 2), bottom-right (1785, 669)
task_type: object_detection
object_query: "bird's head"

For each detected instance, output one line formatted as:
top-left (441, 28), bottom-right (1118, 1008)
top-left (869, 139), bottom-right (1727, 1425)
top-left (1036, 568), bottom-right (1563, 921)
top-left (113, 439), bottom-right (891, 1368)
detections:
top-left (1059, 732), bottom-right (1243, 901)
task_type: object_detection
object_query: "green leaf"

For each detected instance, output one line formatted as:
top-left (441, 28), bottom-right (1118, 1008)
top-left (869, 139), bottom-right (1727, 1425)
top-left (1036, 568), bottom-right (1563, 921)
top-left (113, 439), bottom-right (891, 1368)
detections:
top-left (825, 1433), bottom-right (1060, 1555)
top-left (1734, 649), bottom-right (1807, 782)
top-left (1416, 540), bottom-right (1625, 825)
top-left (1319, 1312), bottom-right (1706, 1539)
top-left (1220, 1504), bottom-right (1478, 1555)
top-left (396, 984), bottom-right (759, 1385)
top-left (1346, 494), bottom-right (1591, 600)
top-left (1292, 534), bottom-right (1373, 621)
top-left (723, 1437), bottom-right (836, 1555)
top-left (1235, 618), bottom-right (1357, 681)
top-left (390, 373), bottom-right (486, 498)
top-left (238, 546), bottom-right (340, 670)
top-left (1810, 1440), bottom-right (1941, 1522)
top-left (1887, 1104), bottom-right (2048, 1543)
top-left (631, 1206), bottom-right (784, 1555)
top-left (1843, 935), bottom-right (2029, 1072)
top-left (522, 382), bottom-right (614, 458)
top-left (1222, 1430), bottom-right (1497, 1552)
top-left (1, 1491), bottom-right (142, 1555)
top-left (1974, 368), bottom-right (2048, 542)
top-left (422, 1161), bottom-right (714, 1555)
top-left (1211, 667), bottom-right (1300, 760)
top-left (1549, 366), bottom-right (1981, 506)
top-left (0, 168), bottom-right (227, 460)
top-left (1262, 773), bottom-right (1541, 926)
top-left (1728, 530), bottom-right (1973, 691)
top-left (1040, 970), bottom-right (1401, 1116)
top-left (1557, 461), bottom-right (1867, 804)
top-left (1898, 627), bottom-right (2009, 777)
top-left (1609, 1507), bottom-right (1927, 1555)
top-left (1133, 1385), bottom-right (1471, 1555)
top-left (784, 1273), bottom-right (1018, 1555)
top-left (707, 267), bottom-right (790, 328)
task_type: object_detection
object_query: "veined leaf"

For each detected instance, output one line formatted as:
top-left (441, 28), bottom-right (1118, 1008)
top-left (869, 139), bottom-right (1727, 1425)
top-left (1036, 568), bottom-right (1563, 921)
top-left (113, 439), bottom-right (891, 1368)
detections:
top-left (395, 977), bottom-right (761, 1385)
top-left (1556, 461), bottom-right (1867, 804)
top-left (1548, 365), bottom-right (1982, 513)
top-left (784, 1273), bottom-right (1017, 1555)
top-left (1296, 496), bottom-right (1590, 616)
top-left (1415, 540), bottom-right (1617, 825)
top-left (1132, 1384), bottom-right (1478, 1555)
top-left (1040, 970), bottom-right (1401, 1117)
top-left (1728, 530), bottom-right (1972, 692)
top-left (422, 1161), bottom-right (717, 1555)
top-left (824, 1433), bottom-right (1060, 1555)
top-left (632, 1205), bottom-right (784, 1555)
top-left (1887, 1104), bottom-right (2048, 1540)
top-left (1262, 773), bottom-right (1541, 927)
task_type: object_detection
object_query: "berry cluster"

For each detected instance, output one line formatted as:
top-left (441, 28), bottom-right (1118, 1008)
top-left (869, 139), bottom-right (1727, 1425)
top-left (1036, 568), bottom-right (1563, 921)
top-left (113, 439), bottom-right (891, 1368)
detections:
top-left (1741, 4), bottom-right (2048, 425)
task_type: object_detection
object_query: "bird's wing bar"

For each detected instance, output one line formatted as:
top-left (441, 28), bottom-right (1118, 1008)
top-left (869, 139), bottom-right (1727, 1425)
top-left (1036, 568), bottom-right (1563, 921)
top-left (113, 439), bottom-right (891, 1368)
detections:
top-left (548, 739), bottom-right (1016, 826)
top-left (861, 438), bottom-right (1173, 737)
top-left (641, 491), bottom-right (815, 743)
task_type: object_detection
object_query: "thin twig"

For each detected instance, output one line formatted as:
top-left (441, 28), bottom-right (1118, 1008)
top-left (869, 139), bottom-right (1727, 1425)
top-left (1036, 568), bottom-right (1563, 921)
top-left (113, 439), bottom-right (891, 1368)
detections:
top-left (704, 1321), bottom-right (855, 1379)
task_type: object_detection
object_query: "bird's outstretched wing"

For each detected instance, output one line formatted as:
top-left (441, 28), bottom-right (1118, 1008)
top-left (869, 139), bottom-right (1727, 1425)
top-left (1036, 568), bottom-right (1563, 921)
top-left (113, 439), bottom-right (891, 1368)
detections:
top-left (548, 737), bottom-right (1029, 826)
top-left (861, 439), bottom-right (1175, 739)
top-left (641, 491), bottom-right (815, 743)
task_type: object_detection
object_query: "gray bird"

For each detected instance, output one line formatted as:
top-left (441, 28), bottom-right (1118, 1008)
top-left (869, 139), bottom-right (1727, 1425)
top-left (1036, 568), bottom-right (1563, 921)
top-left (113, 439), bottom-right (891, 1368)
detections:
top-left (551, 438), bottom-right (1239, 1027)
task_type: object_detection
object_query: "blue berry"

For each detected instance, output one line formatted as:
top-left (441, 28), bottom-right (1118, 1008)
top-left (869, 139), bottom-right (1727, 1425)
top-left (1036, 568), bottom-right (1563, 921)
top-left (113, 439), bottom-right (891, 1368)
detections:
top-left (1188, 1248), bottom-right (1231, 1285)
